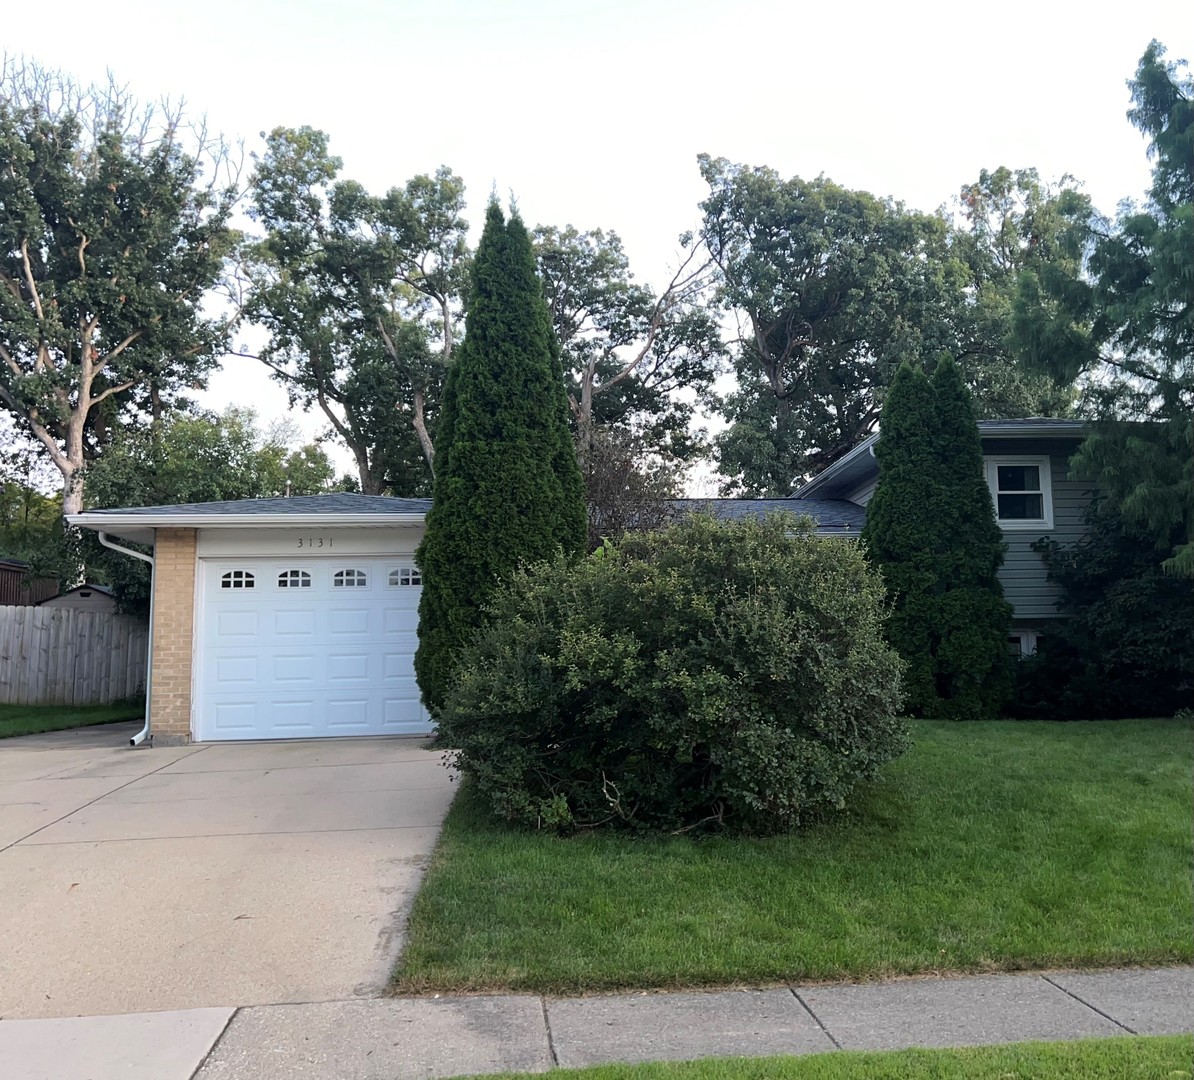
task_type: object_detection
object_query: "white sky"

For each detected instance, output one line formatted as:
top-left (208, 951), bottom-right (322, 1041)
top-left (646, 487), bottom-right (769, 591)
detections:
top-left (4, 0), bottom-right (1191, 484)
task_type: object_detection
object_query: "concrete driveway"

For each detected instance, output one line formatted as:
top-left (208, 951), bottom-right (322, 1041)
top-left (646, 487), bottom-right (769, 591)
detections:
top-left (0, 723), bottom-right (456, 1020)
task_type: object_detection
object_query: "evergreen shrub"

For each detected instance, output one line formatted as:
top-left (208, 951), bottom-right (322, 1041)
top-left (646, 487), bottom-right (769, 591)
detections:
top-left (437, 514), bottom-right (908, 835)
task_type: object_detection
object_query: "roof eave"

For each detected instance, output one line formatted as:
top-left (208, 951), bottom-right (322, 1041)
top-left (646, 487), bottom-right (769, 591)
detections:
top-left (67, 512), bottom-right (427, 532)
top-left (793, 434), bottom-right (880, 501)
top-left (977, 422), bottom-right (1087, 439)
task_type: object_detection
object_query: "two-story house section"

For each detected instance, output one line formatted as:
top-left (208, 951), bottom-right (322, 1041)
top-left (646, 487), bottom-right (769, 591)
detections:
top-left (791, 419), bottom-right (1091, 657)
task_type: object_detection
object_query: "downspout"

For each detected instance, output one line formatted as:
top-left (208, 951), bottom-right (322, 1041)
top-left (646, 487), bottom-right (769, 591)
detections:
top-left (98, 532), bottom-right (155, 747)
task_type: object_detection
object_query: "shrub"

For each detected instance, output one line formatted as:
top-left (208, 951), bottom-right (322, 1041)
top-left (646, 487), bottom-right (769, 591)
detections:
top-left (1009, 507), bottom-right (1194, 719)
top-left (437, 513), bottom-right (908, 835)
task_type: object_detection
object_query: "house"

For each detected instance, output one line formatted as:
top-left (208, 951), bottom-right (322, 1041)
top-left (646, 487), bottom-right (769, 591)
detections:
top-left (0, 558), bottom-right (59, 606)
top-left (67, 419), bottom-right (1086, 745)
top-left (788, 418), bottom-right (1090, 657)
top-left (38, 583), bottom-right (118, 613)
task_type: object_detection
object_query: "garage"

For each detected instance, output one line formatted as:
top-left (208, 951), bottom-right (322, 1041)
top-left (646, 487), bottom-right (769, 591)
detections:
top-left (195, 555), bottom-right (428, 740)
top-left (68, 494), bottom-right (435, 744)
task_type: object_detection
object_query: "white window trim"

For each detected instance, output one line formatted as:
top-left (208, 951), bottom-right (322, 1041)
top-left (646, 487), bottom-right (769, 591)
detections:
top-left (1008, 631), bottom-right (1040, 658)
top-left (984, 456), bottom-right (1054, 530)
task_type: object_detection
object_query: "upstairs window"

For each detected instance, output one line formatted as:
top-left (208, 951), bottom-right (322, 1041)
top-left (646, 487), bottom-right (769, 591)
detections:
top-left (220, 570), bottom-right (255, 589)
top-left (389, 568), bottom-right (421, 587)
top-left (278, 570), bottom-right (312, 589)
top-left (985, 457), bottom-right (1053, 529)
top-left (333, 569), bottom-right (368, 588)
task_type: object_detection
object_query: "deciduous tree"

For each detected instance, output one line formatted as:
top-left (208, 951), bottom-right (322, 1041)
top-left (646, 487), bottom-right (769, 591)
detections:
top-left (534, 224), bottom-right (723, 461)
top-left (0, 61), bottom-right (237, 516)
top-left (244, 128), bottom-right (467, 494)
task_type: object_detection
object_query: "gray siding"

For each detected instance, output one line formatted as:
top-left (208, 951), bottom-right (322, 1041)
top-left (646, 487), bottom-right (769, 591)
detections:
top-left (986, 439), bottom-right (1093, 620)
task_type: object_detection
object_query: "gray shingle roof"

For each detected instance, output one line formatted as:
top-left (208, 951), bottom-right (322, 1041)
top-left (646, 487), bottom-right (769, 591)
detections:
top-left (676, 498), bottom-right (865, 532)
top-left (82, 494), bottom-right (432, 517)
top-left (977, 418), bottom-right (1085, 430)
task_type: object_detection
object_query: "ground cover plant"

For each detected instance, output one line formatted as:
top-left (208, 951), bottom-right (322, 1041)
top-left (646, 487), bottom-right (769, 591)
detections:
top-left (0, 701), bottom-right (144, 739)
top-left (459, 1036), bottom-right (1193, 1080)
top-left (436, 513), bottom-right (906, 834)
top-left (395, 718), bottom-right (1193, 993)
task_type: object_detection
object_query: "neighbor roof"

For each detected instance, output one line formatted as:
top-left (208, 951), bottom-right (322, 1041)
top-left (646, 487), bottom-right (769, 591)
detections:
top-left (678, 498), bottom-right (865, 533)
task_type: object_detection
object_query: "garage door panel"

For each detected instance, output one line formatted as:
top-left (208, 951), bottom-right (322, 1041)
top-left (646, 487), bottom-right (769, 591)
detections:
top-left (211, 701), bottom-right (258, 733)
top-left (382, 694), bottom-right (428, 732)
top-left (214, 655), bottom-right (258, 686)
top-left (327, 607), bottom-right (372, 637)
top-left (325, 699), bottom-right (373, 729)
top-left (272, 654), bottom-right (319, 684)
top-left (274, 609), bottom-right (317, 637)
top-left (326, 652), bottom-right (371, 682)
top-left (382, 652), bottom-right (416, 680)
top-left (216, 610), bottom-right (258, 638)
top-left (197, 556), bottom-right (431, 740)
top-left (269, 699), bottom-right (319, 732)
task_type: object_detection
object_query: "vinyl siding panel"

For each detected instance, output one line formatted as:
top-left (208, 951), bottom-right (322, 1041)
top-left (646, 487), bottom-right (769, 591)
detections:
top-left (985, 439), bottom-right (1093, 620)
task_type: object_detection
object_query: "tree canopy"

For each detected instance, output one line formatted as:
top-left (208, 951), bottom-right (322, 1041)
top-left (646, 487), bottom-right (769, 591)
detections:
top-left (0, 64), bottom-right (237, 515)
top-left (1013, 41), bottom-right (1193, 576)
top-left (700, 156), bottom-right (1077, 496)
top-left (245, 127), bottom-right (468, 495)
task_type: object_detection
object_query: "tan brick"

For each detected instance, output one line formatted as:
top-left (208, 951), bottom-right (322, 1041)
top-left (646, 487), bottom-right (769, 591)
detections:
top-left (149, 528), bottom-right (196, 742)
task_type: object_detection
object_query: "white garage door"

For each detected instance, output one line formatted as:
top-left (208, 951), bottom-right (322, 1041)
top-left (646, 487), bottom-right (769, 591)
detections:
top-left (194, 556), bottom-right (432, 741)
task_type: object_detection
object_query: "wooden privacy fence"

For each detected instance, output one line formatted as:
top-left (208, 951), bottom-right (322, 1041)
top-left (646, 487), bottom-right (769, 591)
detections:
top-left (0, 606), bottom-right (149, 706)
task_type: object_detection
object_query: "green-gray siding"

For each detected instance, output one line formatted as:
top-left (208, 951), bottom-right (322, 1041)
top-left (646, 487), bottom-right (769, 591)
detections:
top-left (845, 437), bottom-right (1092, 622)
top-left (985, 438), bottom-right (1091, 621)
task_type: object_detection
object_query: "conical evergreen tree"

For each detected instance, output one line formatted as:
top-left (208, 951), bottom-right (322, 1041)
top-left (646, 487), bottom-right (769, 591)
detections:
top-left (415, 200), bottom-right (586, 712)
top-left (860, 364), bottom-right (940, 710)
top-left (862, 358), bottom-right (1012, 718)
top-left (928, 356), bottom-right (1013, 717)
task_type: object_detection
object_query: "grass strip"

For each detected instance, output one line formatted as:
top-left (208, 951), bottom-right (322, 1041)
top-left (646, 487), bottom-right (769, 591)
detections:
top-left (0, 701), bottom-right (144, 740)
top-left (461, 1035), bottom-right (1193, 1080)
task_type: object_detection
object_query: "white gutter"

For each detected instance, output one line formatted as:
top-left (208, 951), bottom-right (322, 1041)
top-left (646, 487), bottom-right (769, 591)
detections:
top-left (97, 532), bottom-right (155, 748)
top-left (71, 511), bottom-right (426, 530)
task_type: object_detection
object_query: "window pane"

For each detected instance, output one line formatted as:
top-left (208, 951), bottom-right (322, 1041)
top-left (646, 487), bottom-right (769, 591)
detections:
top-left (997, 464), bottom-right (1040, 492)
top-left (998, 493), bottom-right (1044, 520)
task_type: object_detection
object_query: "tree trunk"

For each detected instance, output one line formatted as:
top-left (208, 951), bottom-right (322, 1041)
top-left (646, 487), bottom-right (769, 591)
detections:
top-left (412, 388), bottom-right (435, 473)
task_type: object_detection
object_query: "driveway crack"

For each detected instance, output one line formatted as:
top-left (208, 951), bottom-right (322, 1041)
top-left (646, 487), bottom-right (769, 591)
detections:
top-left (1, 747), bottom-right (211, 853)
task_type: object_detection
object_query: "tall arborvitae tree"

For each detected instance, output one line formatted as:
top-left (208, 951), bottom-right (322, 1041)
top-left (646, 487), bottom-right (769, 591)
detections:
top-left (860, 364), bottom-right (941, 711)
top-left (927, 357), bottom-right (1013, 717)
top-left (862, 359), bottom-right (1011, 718)
top-left (415, 200), bottom-right (586, 712)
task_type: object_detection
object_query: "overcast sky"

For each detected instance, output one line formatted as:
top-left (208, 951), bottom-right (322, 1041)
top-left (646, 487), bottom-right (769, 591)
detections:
top-left (4, 0), bottom-right (1190, 480)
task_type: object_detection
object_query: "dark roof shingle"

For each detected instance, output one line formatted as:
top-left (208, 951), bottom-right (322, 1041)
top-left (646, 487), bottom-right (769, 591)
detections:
top-left (675, 498), bottom-right (864, 532)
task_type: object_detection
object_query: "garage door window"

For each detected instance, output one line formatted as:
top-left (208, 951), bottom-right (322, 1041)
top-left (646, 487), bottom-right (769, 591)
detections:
top-left (389, 568), bottom-right (421, 586)
top-left (278, 570), bottom-right (312, 588)
top-left (220, 570), bottom-right (255, 589)
top-left (333, 569), bottom-right (368, 587)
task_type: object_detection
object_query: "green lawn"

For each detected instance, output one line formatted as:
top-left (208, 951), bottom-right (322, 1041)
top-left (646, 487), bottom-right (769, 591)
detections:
top-left (0, 701), bottom-right (144, 740)
top-left (395, 719), bottom-right (1193, 994)
top-left (461, 1036), bottom-right (1193, 1080)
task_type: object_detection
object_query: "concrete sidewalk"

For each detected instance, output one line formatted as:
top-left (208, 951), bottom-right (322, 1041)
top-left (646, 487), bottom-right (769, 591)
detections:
top-left (2, 966), bottom-right (1190, 1080)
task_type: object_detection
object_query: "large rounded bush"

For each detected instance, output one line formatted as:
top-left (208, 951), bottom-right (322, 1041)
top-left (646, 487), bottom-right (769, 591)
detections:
top-left (438, 514), bottom-right (907, 834)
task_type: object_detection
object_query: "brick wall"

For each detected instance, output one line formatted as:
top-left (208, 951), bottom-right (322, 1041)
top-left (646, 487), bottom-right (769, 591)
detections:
top-left (149, 528), bottom-right (197, 744)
